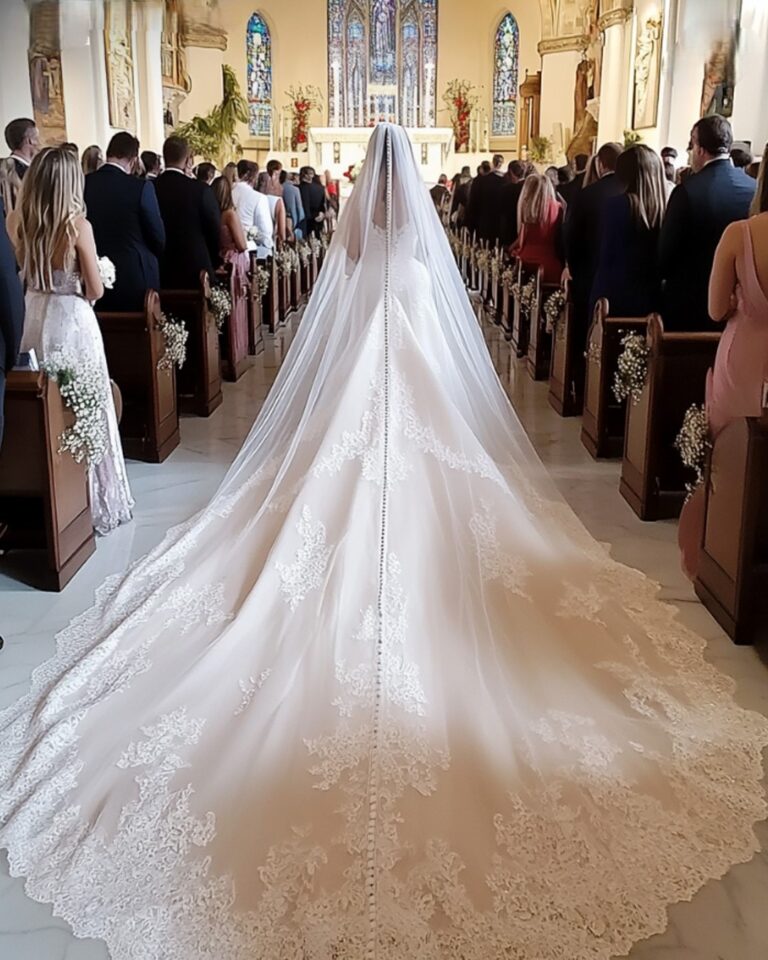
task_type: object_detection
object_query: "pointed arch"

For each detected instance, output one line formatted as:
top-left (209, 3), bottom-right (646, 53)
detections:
top-left (492, 12), bottom-right (520, 137)
top-left (246, 12), bottom-right (272, 137)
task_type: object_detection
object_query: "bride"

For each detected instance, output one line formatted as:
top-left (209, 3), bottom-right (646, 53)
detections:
top-left (1, 125), bottom-right (766, 960)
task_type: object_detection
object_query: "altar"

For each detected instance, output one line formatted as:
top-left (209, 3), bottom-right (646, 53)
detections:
top-left (307, 127), bottom-right (455, 185)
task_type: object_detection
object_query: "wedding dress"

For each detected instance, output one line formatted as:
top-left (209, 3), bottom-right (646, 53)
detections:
top-left (2, 126), bottom-right (766, 960)
top-left (20, 268), bottom-right (134, 534)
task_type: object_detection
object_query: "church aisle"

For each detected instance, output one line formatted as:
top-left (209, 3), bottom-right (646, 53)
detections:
top-left (0, 318), bottom-right (766, 960)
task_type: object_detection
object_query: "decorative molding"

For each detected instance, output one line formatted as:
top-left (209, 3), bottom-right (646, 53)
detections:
top-left (598, 9), bottom-right (632, 30)
top-left (181, 18), bottom-right (228, 51)
top-left (538, 35), bottom-right (586, 56)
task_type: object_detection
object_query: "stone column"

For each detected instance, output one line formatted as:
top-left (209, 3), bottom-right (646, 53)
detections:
top-left (596, 8), bottom-right (633, 145)
top-left (0, 0), bottom-right (34, 125)
top-left (59, 0), bottom-right (111, 148)
top-left (135, 0), bottom-right (165, 152)
top-left (538, 37), bottom-right (585, 162)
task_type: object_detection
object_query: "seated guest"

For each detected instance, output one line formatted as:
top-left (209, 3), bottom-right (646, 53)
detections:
top-left (591, 145), bottom-right (667, 319)
top-left (84, 131), bottom-right (165, 312)
top-left (231, 159), bottom-right (273, 258)
top-left (0, 198), bottom-right (24, 448)
top-left (280, 169), bottom-right (305, 240)
top-left (195, 161), bottom-right (216, 185)
top-left (678, 144), bottom-right (768, 579)
top-left (299, 166), bottom-right (327, 240)
top-left (154, 135), bottom-right (221, 288)
top-left (465, 154), bottom-right (506, 243)
top-left (81, 145), bottom-right (104, 175)
top-left (0, 117), bottom-right (40, 211)
top-left (141, 150), bottom-right (162, 180)
top-left (659, 115), bottom-right (755, 331)
top-left (499, 160), bottom-right (528, 246)
top-left (510, 174), bottom-right (564, 283)
top-left (257, 171), bottom-right (286, 245)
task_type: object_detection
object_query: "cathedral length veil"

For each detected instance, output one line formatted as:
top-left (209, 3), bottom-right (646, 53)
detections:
top-left (1, 124), bottom-right (767, 960)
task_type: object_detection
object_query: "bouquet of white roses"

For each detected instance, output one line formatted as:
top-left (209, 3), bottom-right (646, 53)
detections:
top-left (97, 256), bottom-right (116, 290)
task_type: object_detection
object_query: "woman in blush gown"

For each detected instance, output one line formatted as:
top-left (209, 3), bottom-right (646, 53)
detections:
top-left (0, 126), bottom-right (766, 960)
top-left (212, 174), bottom-right (250, 364)
top-left (8, 145), bottom-right (133, 535)
top-left (678, 149), bottom-right (768, 578)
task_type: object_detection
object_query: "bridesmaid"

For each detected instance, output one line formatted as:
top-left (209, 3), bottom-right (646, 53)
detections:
top-left (211, 175), bottom-right (250, 364)
top-left (678, 145), bottom-right (768, 579)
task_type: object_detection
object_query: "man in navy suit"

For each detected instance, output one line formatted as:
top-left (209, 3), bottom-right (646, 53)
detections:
top-left (0, 198), bottom-right (24, 448)
top-left (84, 132), bottom-right (166, 312)
top-left (659, 115), bottom-right (755, 331)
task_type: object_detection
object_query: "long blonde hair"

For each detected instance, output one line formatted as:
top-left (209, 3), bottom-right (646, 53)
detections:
top-left (616, 145), bottom-right (667, 231)
top-left (16, 146), bottom-right (85, 292)
top-left (518, 174), bottom-right (556, 227)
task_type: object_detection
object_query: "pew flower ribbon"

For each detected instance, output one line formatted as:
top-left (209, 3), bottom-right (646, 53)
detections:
top-left (613, 331), bottom-right (650, 404)
top-left (544, 289), bottom-right (566, 333)
top-left (209, 284), bottom-right (232, 334)
top-left (514, 276), bottom-right (537, 320)
top-left (43, 353), bottom-right (108, 467)
top-left (675, 403), bottom-right (711, 495)
top-left (97, 256), bottom-right (116, 290)
top-left (157, 312), bottom-right (188, 371)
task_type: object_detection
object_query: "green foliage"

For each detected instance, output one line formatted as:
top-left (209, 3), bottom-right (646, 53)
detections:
top-left (176, 64), bottom-right (249, 168)
top-left (623, 129), bottom-right (642, 148)
top-left (529, 136), bottom-right (552, 164)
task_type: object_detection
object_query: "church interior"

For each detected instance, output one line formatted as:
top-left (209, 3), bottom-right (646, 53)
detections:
top-left (1, 0), bottom-right (768, 958)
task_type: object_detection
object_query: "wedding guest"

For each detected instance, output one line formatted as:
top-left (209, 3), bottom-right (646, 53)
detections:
top-left (465, 153), bottom-right (506, 242)
top-left (591, 145), bottom-right (667, 318)
top-left (231, 159), bottom-right (272, 258)
top-left (324, 169), bottom-right (339, 218)
top-left (678, 144), bottom-right (768, 579)
top-left (257, 171), bottom-right (286, 244)
top-left (510, 174), bottom-right (564, 283)
top-left (84, 131), bottom-right (165, 312)
top-left (746, 160), bottom-right (761, 180)
top-left (211, 175), bottom-right (249, 364)
top-left (222, 162), bottom-right (238, 187)
top-left (498, 160), bottom-right (528, 247)
top-left (81, 145), bottom-right (104, 175)
top-left (430, 174), bottom-right (450, 215)
top-left (141, 150), bottom-right (162, 180)
top-left (450, 165), bottom-right (472, 227)
top-left (661, 146), bottom-right (678, 165)
top-left (558, 153), bottom-right (588, 207)
top-left (0, 117), bottom-right (40, 211)
top-left (730, 147), bottom-right (752, 170)
top-left (299, 166), bottom-right (326, 240)
top-left (8, 146), bottom-right (133, 533)
top-left (663, 158), bottom-right (676, 184)
top-left (544, 166), bottom-right (560, 189)
top-left (195, 162), bottom-right (216, 185)
top-left (280, 169), bottom-right (305, 240)
top-left (581, 154), bottom-right (600, 188)
top-left (154, 136), bottom-right (221, 288)
top-left (0, 198), bottom-right (23, 448)
top-left (659, 115), bottom-right (755, 331)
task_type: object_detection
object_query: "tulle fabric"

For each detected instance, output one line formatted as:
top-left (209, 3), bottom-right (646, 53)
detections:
top-left (1, 126), bottom-right (766, 960)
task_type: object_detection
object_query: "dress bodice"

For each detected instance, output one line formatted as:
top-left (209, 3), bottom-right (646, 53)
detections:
top-left (28, 268), bottom-right (83, 297)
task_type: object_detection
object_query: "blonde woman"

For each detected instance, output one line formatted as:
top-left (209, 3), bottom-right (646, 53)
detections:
top-left (81, 144), bottom-right (104, 175)
top-left (510, 173), bottom-right (564, 282)
top-left (8, 146), bottom-right (133, 534)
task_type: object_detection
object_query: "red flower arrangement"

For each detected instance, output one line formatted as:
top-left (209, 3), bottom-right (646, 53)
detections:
top-left (286, 85), bottom-right (323, 151)
top-left (442, 79), bottom-right (479, 152)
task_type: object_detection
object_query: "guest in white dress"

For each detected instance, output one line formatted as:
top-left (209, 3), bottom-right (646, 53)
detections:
top-left (257, 170), bottom-right (286, 249)
top-left (8, 146), bottom-right (133, 535)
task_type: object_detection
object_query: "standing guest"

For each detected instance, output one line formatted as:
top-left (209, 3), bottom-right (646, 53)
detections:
top-left (544, 166), bottom-right (560, 189)
top-left (8, 146), bottom-right (133, 533)
top-left (0, 118), bottom-right (40, 211)
top-left (510, 174), bottom-right (564, 283)
top-left (661, 146), bottom-right (678, 165)
top-left (0, 198), bottom-right (24, 449)
top-left (558, 153), bottom-right (588, 207)
top-left (323, 169), bottom-right (339, 220)
top-left (659, 115), bottom-right (755, 331)
top-left (81, 145), bottom-right (104, 175)
top-left (257, 171), bottom-right (286, 245)
top-left (730, 147), bottom-right (752, 170)
top-left (231, 159), bottom-right (273, 258)
top-left (591, 145), bottom-right (667, 318)
top-left (211, 175), bottom-right (249, 365)
top-left (141, 150), bottom-right (162, 180)
top-left (154, 136), bottom-right (221, 288)
top-left (280, 169), bottom-right (305, 240)
top-left (465, 154), bottom-right (505, 242)
top-left (581, 155), bottom-right (601, 188)
top-left (499, 160), bottom-right (529, 246)
top-left (299, 166), bottom-right (327, 239)
top-left (84, 131), bottom-right (165, 312)
top-left (265, 159), bottom-right (283, 194)
top-left (678, 144), bottom-right (768, 579)
top-left (663, 158), bottom-right (676, 184)
top-left (746, 160), bottom-right (761, 180)
top-left (195, 162), bottom-right (216, 185)
top-left (222, 162), bottom-right (238, 187)
top-left (450, 165), bottom-right (472, 227)
top-left (430, 174), bottom-right (450, 216)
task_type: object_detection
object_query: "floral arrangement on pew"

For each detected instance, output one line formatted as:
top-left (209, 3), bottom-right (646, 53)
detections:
top-left (297, 241), bottom-right (311, 269)
top-left (442, 79), bottom-right (478, 152)
top-left (254, 265), bottom-right (272, 300)
top-left (276, 247), bottom-right (300, 279)
top-left (157, 313), bottom-right (188, 371)
top-left (613, 331), bottom-right (650, 404)
top-left (286, 84), bottom-right (323, 152)
top-left (513, 276), bottom-right (537, 320)
top-left (209, 283), bottom-right (232, 334)
top-left (475, 248), bottom-right (492, 274)
top-left (308, 236), bottom-right (322, 259)
top-left (543, 288), bottom-right (566, 333)
top-left (43, 352), bottom-right (108, 466)
top-left (675, 404), bottom-right (711, 495)
top-left (501, 264), bottom-right (516, 289)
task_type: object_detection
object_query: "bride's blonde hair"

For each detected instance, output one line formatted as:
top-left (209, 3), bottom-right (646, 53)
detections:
top-left (16, 146), bottom-right (85, 292)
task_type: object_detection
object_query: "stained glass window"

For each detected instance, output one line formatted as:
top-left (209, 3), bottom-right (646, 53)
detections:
top-left (492, 13), bottom-right (519, 137)
top-left (247, 13), bottom-right (272, 137)
top-left (328, 0), bottom-right (438, 127)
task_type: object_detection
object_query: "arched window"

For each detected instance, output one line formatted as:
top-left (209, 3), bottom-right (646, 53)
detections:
top-left (247, 13), bottom-right (272, 137)
top-left (492, 13), bottom-right (519, 137)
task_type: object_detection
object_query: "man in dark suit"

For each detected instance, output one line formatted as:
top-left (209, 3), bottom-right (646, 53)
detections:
top-left (153, 136), bottom-right (221, 290)
top-left (564, 141), bottom-right (623, 343)
top-left (465, 155), bottom-right (506, 243)
top-left (499, 160), bottom-right (528, 247)
top-left (84, 132), bottom-right (165, 313)
top-left (557, 153), bottom-right (588, 208)
top-left (0, 198), bottom-right (24, 448)
top-left (659, 115), bottom-right (755, 331)
top-left (450, 166), bottom-right (472, 228)
top-left (0, 118), bottom-right (40, 212)
top-left (299, 167), bottom-right (326, 239)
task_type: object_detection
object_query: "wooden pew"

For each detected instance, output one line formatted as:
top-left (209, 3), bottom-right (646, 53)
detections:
top-left (694, 414), bottom-right (768, 645)
top-left (527, 269), bottom-right (554, 381)
top-left (500, 273), bottom-right (512, 340)
top-left (619, 314), bottom-right (720, 520)
top-left (161, 271), bottom-right (222, 418)
top-left (0, 371), bottom-right (95, 589)
top-left (252, 252), bottom-right (279, 334)
top-left (246, 260), bottom-right (264, 356)
top-left (510, 261), bottom-right (532, 360)
top-left (96, 290), bottom-right (179, 463)
top-left (548, 280), bottom-right (583, 417)
top-left (580, 299), bottom-right (647, 457)
top-left (215, 264), bottom-right (249, 383)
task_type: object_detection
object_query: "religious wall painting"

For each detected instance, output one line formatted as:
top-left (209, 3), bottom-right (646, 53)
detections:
top-left (492, 13), bottom-right (520, 137)
top-left (701, 27), bottom-right (738, 119)
top-left (105, 0), bottom-right (137, 131)
top-left (632, 14), bottom-right (662, 130)
top-left (247, 12), bottom-right (272, 137)
top-left (28, 0), bottom-right (66, 144)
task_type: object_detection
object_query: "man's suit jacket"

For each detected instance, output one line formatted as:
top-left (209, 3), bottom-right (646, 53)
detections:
top-left (659, 159), bottom-right (756, 331)
top-left (85, 164), bottom-right (165, 312)
top-left (299, 181), bottom-right (326, 239)
top-left (154, 170), bottom-right (221, 289)
top-left (557, 171), bottom-right (585, 209)
top-left (282, 180), bottom-right (305, 239)
top-left (499, 179), bottom-right (525, 247)
top-left (0, 198), bottom-right (24, 446)
top-left (465, 172), bottom-right (507, 243)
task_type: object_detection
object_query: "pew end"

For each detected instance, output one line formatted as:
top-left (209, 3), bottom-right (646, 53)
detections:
top-left (548, 279), bottom-right (583, 417)
top-left (215, 264), bottom-right (249, 384)
top-left (527, 270), bottom-right (554, 381)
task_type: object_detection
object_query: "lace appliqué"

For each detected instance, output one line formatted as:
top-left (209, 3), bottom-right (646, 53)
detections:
top-left (470, 501), bottom-right (530, 597)
top-left (276, 505), bottom-right (332, 610)
top-left (234, 670), bottom-right (272, 716)
top-left (557, 581), bottom-right (606, 624)
top-left (160, 583), bottom-right (231, 635)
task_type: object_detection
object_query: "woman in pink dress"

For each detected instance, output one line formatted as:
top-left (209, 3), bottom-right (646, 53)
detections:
top-left (678, 149), bottom-right (768, 578)
top-left (212, 175), bottom-right (250, 363)
top-left (509, 174), bottom-right (564, 284)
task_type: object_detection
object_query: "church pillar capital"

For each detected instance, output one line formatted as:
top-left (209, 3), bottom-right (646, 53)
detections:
top-left (598, 9), bottom-right (633, 31)
top-left (537, 35), bottom-right (586, 57)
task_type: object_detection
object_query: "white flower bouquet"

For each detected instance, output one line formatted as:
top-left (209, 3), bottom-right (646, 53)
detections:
top-left (209, 284), bottom-right (232, 334)
top-left (255, 266), bottom-right (271, 299)
top-left (157, 312), bottom-right (188, 371)
top-left (543, 289), bottom-right (566, 333)
top-left (675, 403), bottom-right (711, 494)
top-left (43, 352), bottom-right (108, 467)
top-left (613, 331), bottom-right (650, 404)
top-left (97, 256), bottom-right (116, 290)
top-left (246, 226), bottom-right (261, 244)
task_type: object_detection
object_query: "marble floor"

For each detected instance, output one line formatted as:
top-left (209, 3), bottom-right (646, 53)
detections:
top-left (0, 315), bottom-right (767, 960)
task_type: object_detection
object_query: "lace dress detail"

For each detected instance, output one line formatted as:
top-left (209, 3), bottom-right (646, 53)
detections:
top-left (20, 268), bottom-right (134, 535)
